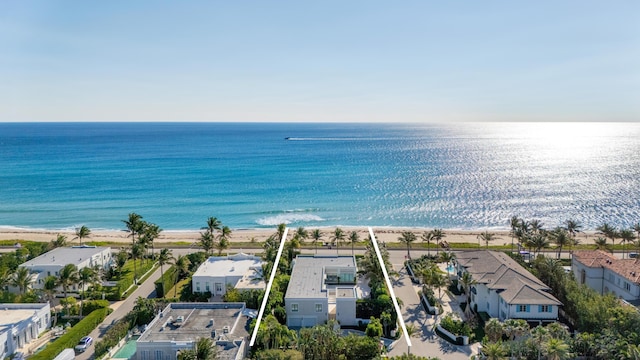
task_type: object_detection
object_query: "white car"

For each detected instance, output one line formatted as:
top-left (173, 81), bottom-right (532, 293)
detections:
top-left (75, 336), bottom-right (93, 352)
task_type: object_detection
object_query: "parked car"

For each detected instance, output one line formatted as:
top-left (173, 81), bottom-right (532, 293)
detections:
top-left (75, 336), bottom-right (93, 352)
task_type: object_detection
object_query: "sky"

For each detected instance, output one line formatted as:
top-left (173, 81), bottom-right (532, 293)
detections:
top-left (1, 1), bottom-right (638, 123)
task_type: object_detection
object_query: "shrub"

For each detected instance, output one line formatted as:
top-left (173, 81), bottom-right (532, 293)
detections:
top-left (439, 314), bottom-right (471, 337)
top-left (30, 307), bottom-right (110, 360)
top-left (154, 265), bottom-right (177, 298)
top-left (81, 300), bottom-right (110, 314)
top-left (94, 318), bottom-right (133, 357)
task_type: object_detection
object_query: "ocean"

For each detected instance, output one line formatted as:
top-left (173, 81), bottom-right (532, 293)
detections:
top-left (0, 122), bottom-right (638, 231)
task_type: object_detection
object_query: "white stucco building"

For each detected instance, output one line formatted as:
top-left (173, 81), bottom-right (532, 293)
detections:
top-left (0, 303), bottom-right (51, 359)
top-left (135, 302), bottom-right (249, 360)
top-left (191, 253), bottom-right (264, 296)
top-left (572, 250), bottom-right (640, 304)
top-left (19, 246), bottom-right (112, 292)
top-left (456, 251), bottom-right (562, 323)
top-left (285, 255), bottom-right (362, 328)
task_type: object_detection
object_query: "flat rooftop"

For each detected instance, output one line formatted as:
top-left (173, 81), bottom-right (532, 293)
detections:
top-left (192, 253), bottom-right (263, 278)
top-left (20, 246), bottom-right (110, 268)
top-left (286, 255), bottom-right (357, 299)
top-left (0, 303), bottom-right (49, 332)
top-left (138, 303), bottom-right (249, 344)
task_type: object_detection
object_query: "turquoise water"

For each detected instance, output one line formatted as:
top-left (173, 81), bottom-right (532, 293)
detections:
top-left (1, 122), bottom-right (639, 231)
top-left (446, 265), bottom-right (455, 273)
top-left (112, 338), bottom-right (137, 359)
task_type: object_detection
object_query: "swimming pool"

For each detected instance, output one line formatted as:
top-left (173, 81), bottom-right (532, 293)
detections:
top-left (112, 337), bottom-right (138, 359)
top-left (446, 265), bottom-right (455, 273)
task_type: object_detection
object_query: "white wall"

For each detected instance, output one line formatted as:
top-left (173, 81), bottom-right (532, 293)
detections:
top-left (336, 297), bottom-right (356, 326)
top-left (0, 303), bottom-right (51, 356)
top-left (506, 303), bottom-right (558, 320)
top-left (286, 298), bottom-right (328, 327)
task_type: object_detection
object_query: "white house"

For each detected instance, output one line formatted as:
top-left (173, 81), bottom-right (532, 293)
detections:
top-left (191, 253), bottom-right (264, 296)
top-left (456, 251), bottom-right (562, 323)
top-left (135, 302), bottom-right (249, 360)
top-left (0, 303), bottom-right (51, 359)
top-left (572, 250), bottom-right (640, 304)
top-left (19, 246), bottom-right (112, 292)
top-left (285, 255), bottom-right (362, 328)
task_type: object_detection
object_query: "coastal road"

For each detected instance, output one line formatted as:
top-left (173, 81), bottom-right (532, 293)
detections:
top-left (76, 267), bottom-right (163, 360)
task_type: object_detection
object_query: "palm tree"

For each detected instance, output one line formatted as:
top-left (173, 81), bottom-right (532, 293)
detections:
top-left (311, 229), bottom-right (322, 255)
top-left (619, 229), bottom-right (636, 259)
top-left (633, 223), bottom-right (640, 246)
top-left (12, 267), bottom-right (32, 295)
top-left (563, 219), bottom-right (582, 239)
top-left (542, 338), bottom-right (572, 360)
top-left (398, 231), bottom-right (417, 259)
top-left (78, 267), bottom-right (98, 317)
top-left (549, 227), bottom-right (571, 259)
top-left (530, 219), bottom-right (544, 234)
top-left (529, 233), bottom-right (550, 257)
top-left (199, 231), bottom-right (215, 255)
top-left (421, 230), bottom-right (435, 257)
top-left (141, 222), bottom-right (162, 259)
top-left (217, 226), bottom-right (232, 254)
top-left (458, 272), bottom-right (476, 318)
top-left (0, 268), bottom-right (10, 292)
top-left (509, 216), bottom-right (522, 254)
top-left (485, 318), bottom-right (504, 343)
top-left (431, 228), bottom-right (446, 256)
top-left (215, 236), bottom-right (229, 256)
top-left (74, 225), bottom-right (91, 246)
top-left (42, 275), bottom-right (58, 303)
top-left (331, 227), bottom-right (345, 255)
top-left (177, 337), bottom-right (217, 360)
top-left (58, 264), bottom-right (79, 299)
top-left (158, 248), bottom-right (174, 298)
top-left (174, 255), bottom-right (191, 298)
top-left (593, 237), bottom-right (610, 252)
top-left (348, 231), bottom-right (359, 256)
top-left (275, 223), bottom-right (287, 242)
top-left (477, 231), bottom-right (498, 249)
top-left (123, 212), bottom-right (144, 245)
top-left (51, 234), bottom-right (68, 248)
top-left (203, 217), bottom-right (222, 236)
top-left (294, 227), bottom-right (308, 244)
top-left (597, 223), bottom-right (619, 249)
top-left (439, 251), bottom-right (455, 269)
top-left (483, 341), bottom-right (507, 360)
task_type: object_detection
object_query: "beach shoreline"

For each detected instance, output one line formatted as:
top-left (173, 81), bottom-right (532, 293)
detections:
top-left (0, 226), bottom-right (599, 247)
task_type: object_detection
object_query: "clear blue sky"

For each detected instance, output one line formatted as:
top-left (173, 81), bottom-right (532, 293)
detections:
top-left (1, 1), bottom-right (638, 122)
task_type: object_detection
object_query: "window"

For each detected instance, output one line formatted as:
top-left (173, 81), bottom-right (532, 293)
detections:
top-left (538, 305), bottom-right (551, 313)
top-left (487, 302), bottom-right (490, 311)
top-left (580, 270), bottom-right (586, 284)
top-left (625, 282), bottom-right (631, 291)
top-left (315, 304), bottom-right (322, 312)
top-left (291, 304), bottom-right (298, 312)
top-left (196, 282), bottom-right (201, 292)
top-left (215, 283), bottom-right (223, 293)
top-left (155, 350), bottom-right (163, 360)
top-left (205, 284), bottom-right (210, 292)
top-left (517, 305), bottom-right (530, 312)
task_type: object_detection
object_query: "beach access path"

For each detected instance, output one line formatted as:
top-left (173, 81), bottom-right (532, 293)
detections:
top-left (75, 266), bottom-right (163, 360)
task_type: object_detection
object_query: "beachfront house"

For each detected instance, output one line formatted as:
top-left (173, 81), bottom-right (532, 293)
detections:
top-left (135, 302), bottom-right (249, 360)
top-left (572, 250), bottom-right (640, 305)
top-left (455, 251), bottom-right (562, 323)
top-left (191, 253), bottom-right (265, 296)
top-left (285, 255), bottom-right (364, 328)
top-left (19, 246), bottom-right (112, 293)
top-left (0, 303), bottom-right (51, 359)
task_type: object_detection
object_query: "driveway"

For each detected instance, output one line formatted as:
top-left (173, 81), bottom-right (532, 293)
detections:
top-left (75, 266), bottom-right (163, 360)
top-left (388, 263), bottom-right (476, 359)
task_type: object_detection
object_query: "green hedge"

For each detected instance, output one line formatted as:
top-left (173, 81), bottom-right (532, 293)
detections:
top-left (154, 265), bottom-right (177, 298)
top-left (30, 307), bottom-right (110, 360)
top-left (81, 300), bottom-right (110, 314)
top-left (94, 318), bottom-right (132, 358)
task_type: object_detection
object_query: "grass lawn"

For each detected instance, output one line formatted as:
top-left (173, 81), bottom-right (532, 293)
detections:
top-left (164, 278), bottom-right (190, 299)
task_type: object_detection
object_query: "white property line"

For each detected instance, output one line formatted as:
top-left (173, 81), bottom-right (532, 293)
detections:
top-left (249, 227), bottom-right (289, 347)
top-left (368, 227), bottom-right (412, 351)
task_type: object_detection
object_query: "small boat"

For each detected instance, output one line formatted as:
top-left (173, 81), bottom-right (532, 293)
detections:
top-left (284, 137), bottom-right (291, 140)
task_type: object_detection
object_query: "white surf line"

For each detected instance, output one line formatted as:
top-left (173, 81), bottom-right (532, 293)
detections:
top-left (249, 227), bottom-right (289, 347)
top-left (368, 227), bottom-right (412, 351)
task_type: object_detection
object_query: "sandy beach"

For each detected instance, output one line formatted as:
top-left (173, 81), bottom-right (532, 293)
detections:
top-left (0, 227), bottom-right (599, 248)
